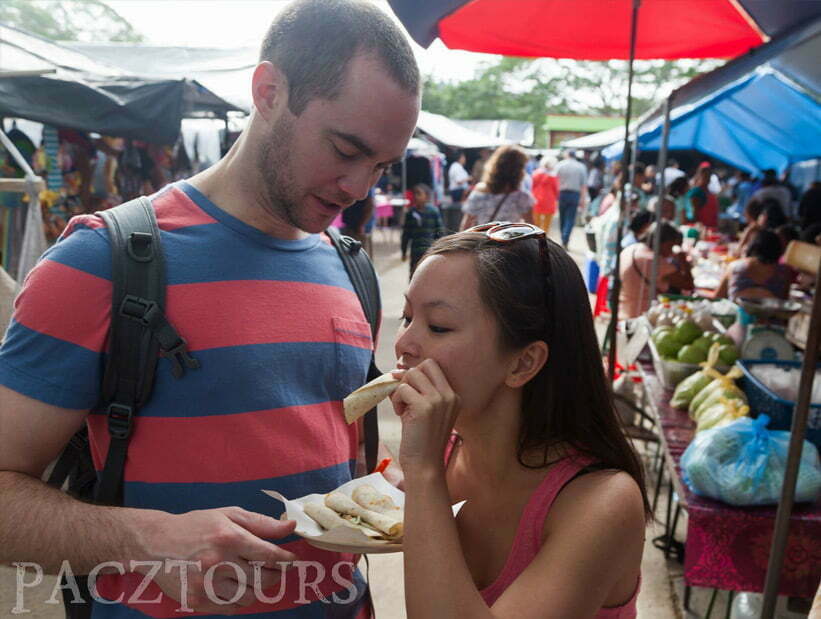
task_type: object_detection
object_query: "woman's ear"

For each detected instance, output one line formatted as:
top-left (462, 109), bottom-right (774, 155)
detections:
top-left (505, 341), bottom-right (548, 388)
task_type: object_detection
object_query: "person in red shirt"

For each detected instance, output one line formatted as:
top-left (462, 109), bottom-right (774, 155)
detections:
top-left (687, 164), bottom-right (718, 228)
top-left (531, 156), bottom-right (559, 235)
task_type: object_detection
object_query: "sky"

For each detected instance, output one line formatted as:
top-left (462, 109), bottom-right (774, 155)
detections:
top-left (106, 0), bottom-right (499, 83)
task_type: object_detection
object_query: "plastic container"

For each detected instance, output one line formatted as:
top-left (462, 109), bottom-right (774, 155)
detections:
top-left (584, 254), bottom-right (599, 294)
top-left (737, 359), bottom-right (821, 449)
top-left (648, 338), bottom-right (701, 390)
top-left (647, 336), bottom-right (730, 390)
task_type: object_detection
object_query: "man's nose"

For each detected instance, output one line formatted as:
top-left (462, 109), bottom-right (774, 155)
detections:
top-left (338, 166), bottom-right (378, 203)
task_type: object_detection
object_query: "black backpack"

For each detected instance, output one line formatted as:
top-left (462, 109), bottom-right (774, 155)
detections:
top-left (47, 196), bottom-right (382, 617)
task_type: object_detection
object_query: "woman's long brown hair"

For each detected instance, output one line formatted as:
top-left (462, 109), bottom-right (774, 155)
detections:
top-left (423, 233), bottom-right (652, 516)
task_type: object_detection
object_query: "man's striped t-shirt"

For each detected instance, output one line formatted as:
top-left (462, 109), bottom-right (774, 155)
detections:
top-left (0, 181), bottom-right (376, 618)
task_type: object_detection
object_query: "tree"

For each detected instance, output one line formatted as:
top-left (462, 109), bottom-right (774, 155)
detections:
top-left (422, 57), bottom-right (720, 147)
top-left (0, 0), bottom-right (144, 42)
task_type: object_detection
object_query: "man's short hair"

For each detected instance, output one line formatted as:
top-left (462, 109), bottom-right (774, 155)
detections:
top-left (259, 0), bottom-right (420, 116)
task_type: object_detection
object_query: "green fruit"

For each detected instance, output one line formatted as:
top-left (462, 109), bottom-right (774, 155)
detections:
top-left (652, 326), bottom-right (674, 343)
top-left (678, 344), bottom-right (708, 364)
top-left (716, 335), bottom-right (734, 347)
top-left (656, 332), bottom-right (683, 358)
top-left (673, 319), bottom-right (702, 345)
top-left (692, 335), bottom-right (713, 353)
top-left (718, 344), bottom-right (739, 366)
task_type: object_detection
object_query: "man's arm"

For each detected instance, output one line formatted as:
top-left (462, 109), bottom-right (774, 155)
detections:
top-left (0, 385), bottom-right (296, 611)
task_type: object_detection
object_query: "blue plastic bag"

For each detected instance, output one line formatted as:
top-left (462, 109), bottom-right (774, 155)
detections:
top-left (681, 415), bottom-right (821, 506)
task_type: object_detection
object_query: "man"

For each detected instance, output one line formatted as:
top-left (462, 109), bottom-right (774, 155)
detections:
top-left (341, 188), bottom-right (376, 253)
top-left (445, 151), bottom-right (470, 233)
top-left (0, 1), bottom-right (420, 618)
top-left (554, 149), bottom-right (588, 247)
top-left (751, 169), bottom-right (792, 213)
top-left (662, 158), bottom-right (686, 187)
top-left (470, 147), bottom-right (491, 182)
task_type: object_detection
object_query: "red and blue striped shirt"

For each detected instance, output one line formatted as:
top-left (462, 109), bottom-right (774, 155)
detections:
top-left (0, 181), bottom-right (376, 618)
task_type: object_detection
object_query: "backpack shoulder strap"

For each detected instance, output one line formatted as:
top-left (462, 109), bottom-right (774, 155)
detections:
top-left (325, 227), bottom-right (381, 474)
top-left (94, 197), bottom-right (199, 504)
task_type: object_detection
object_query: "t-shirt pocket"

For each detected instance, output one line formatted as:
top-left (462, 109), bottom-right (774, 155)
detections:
top-left (332, 316), bottom-right (373, 397)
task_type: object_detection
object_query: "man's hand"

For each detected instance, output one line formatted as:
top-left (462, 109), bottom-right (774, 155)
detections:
top-left (139, 506), bottom-right (297, 613)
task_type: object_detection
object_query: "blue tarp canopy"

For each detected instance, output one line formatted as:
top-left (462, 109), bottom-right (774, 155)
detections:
top-left (602, 19), bottom-right (821, 173)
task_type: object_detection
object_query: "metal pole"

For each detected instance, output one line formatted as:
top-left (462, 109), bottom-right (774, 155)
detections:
top-left (760, 257), bottom-right (821, 617)
top-left (650, 95), bottom-right (673, 300)
top-left (607, 0), bottom-right (641, 382)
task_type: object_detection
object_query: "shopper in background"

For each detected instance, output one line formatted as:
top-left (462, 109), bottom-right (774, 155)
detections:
top-left (531, 156), bottom-right (559, 237)
top-left (460, 145), bottom-right (534, 229)
top-left (554, 149), bottom-right (588, 248)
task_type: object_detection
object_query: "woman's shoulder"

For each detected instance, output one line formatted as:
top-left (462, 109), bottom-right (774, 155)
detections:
top-left (547, 468), bottom-right (645, 535)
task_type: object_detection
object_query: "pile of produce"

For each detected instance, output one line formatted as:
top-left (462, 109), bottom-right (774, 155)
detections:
top-left (649, 320), bottom-right (738, 366)
top-left (682, 415), bottom-right (821, 506)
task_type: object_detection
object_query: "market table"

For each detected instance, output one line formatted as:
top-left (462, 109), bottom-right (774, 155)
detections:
top-left (638, 360), bottom-right (821, 599)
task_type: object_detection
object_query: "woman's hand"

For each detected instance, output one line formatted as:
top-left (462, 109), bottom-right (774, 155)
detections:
top-left (390, 359), bottom-right (460, 474)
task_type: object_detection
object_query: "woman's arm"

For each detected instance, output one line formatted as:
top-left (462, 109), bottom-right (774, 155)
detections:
top-left (712, 264), bottom-right (732, 299)
top-left (403, 468), bottom-right (494, 619)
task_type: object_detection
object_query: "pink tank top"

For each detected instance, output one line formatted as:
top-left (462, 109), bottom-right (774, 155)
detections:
top-left (446, 436), bottom-right (640, 616)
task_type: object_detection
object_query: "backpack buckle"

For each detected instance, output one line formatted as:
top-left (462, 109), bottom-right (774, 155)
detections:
top-left (161, 338), bottom-right (201, 379)
top-left (343, 236), bottom-right (362, 255)
top-left (127, 232), bottom-right (154, 262)
top-left (120, 295), bottom-right (161, 328)
top-left (107, 403), bottom-right (134, 440)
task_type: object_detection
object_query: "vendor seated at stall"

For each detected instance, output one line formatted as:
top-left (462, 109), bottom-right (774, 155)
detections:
top-left (619, 222), bottom-right (693, 319)
top-left (714, 229), bottom-right (794, 301)
top-left (736, 198), bottom-right (788, 256)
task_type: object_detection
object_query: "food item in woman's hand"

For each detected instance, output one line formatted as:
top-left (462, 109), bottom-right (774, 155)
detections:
top-left (343, 372), bottom-right (401, 424)
top-left (352, 484), bottom-right (403, 516)
top-left (325, 491), bottom-right (403, 539)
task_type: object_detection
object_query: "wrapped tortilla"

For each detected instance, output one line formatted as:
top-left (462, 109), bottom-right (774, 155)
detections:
top-left (325, 491), bottom-right (403, 539)
top-left (352, 484), bottom-right (403, 516)
top-left (303, 503), bottom-right (354, 531)
top-left (343, 372), bottom-right (401, 424)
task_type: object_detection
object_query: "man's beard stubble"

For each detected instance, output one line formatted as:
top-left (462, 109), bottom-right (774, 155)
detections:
top-left (257, 113), bottom-right (303, 231)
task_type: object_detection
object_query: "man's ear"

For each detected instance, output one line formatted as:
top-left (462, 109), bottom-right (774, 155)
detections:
top-left (505, 341), bottom-right (548, 389)
top-left (251, 61), bottom-right (287, 122)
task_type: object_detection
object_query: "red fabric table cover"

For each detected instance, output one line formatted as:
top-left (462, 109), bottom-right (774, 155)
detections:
top-left (640, 361), bottom-right (821, 597)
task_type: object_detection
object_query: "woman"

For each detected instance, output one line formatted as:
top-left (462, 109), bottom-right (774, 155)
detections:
top-left (715, 229), bottom-right (794, 301)
top-left (460, 145), bottom-right (534, 230)
top-left (391, 222), bottom-right (649, 618)
top-left (685, 166), bottom-right (718, 228)
top-left (619, 222), bottom-right (693, 319)
top-left (531, 157), bottom-right (559, 235)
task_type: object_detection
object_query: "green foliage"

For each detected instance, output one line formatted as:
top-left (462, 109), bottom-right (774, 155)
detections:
top-left (0, 0), bottom-right (144, 42)
top-left (422, 56), bottom-right (720, 147)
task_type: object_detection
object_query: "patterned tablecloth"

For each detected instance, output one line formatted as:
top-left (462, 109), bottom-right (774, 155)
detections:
top-left (640, 361), bottom-right (821, 598)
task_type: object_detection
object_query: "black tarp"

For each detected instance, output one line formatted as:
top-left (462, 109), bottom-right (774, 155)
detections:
top-left (0, 23), bottom-right (242, 144)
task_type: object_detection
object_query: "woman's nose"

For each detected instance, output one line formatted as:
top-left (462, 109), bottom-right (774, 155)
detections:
top-left (394, 321), bottom-right (420, 363)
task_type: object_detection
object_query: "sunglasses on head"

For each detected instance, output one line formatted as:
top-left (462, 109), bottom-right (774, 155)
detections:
top-left (464, 221), bottom-right (553, 338)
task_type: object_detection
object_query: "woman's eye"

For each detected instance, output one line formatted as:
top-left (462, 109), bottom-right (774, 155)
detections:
top-left (400, 315), bottom-right (411, 327)
top-left (429, 325), bottom-right (451, 334)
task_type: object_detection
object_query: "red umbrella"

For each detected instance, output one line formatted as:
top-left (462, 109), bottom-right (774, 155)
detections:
top-left (387, 0), bottom-right (812, 60)
top-left (432, 0), bottom-right (766, 60)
